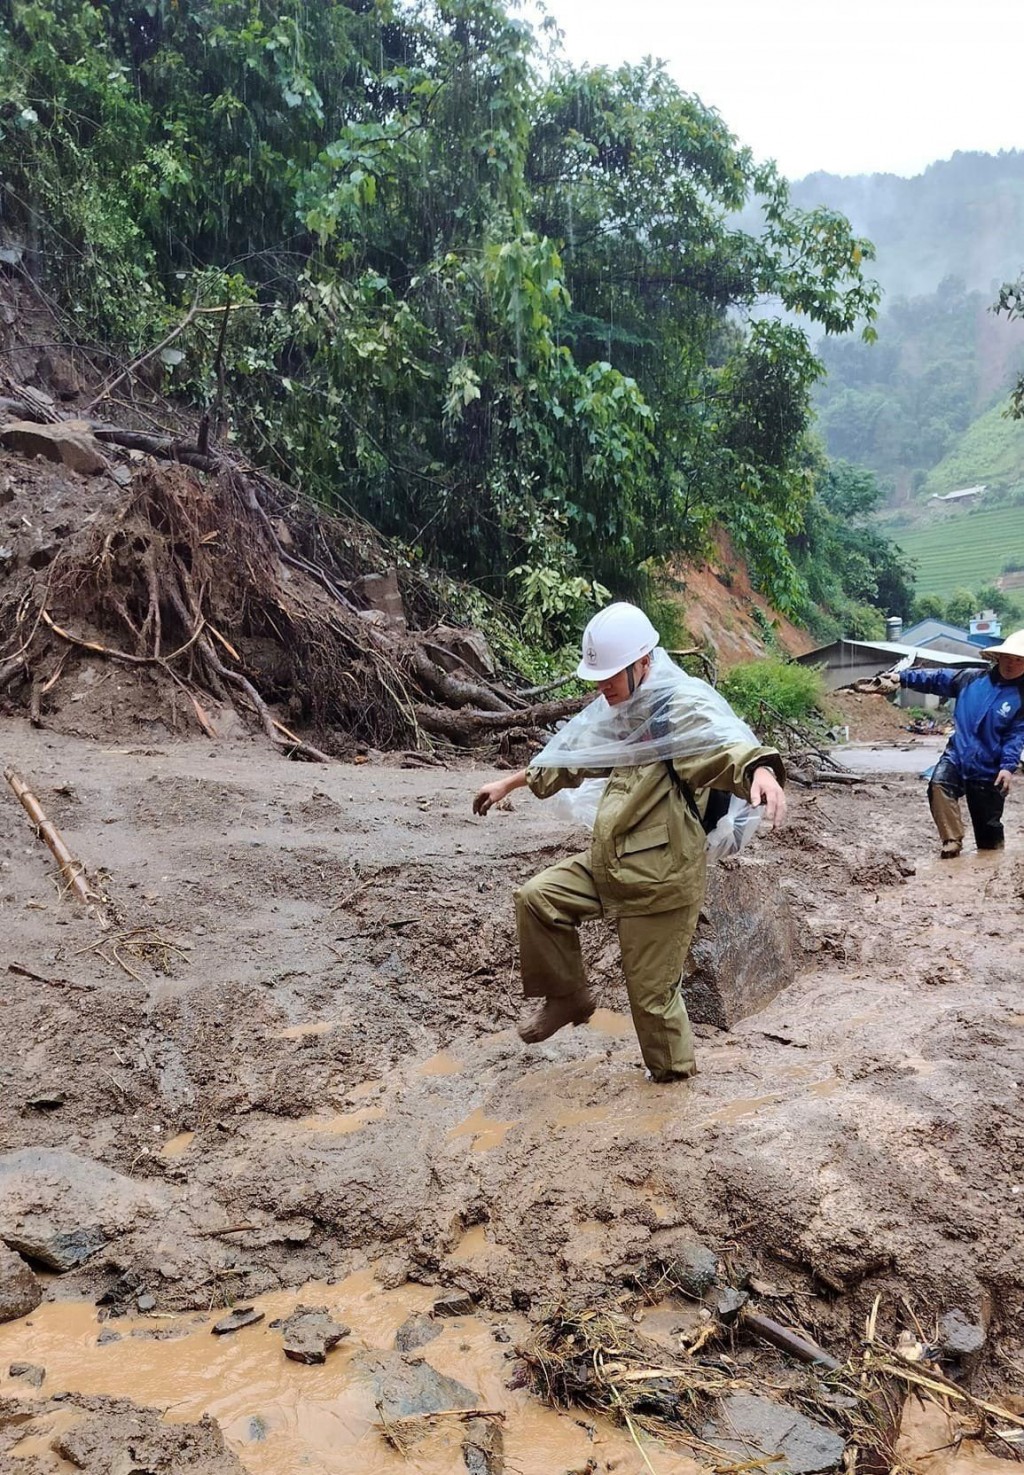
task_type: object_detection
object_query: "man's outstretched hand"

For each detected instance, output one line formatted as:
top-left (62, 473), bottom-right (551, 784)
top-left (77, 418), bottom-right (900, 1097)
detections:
top-left (472, 769), bottom-right (528, 816)
top-left (750, 766), bottom-right (787, 826)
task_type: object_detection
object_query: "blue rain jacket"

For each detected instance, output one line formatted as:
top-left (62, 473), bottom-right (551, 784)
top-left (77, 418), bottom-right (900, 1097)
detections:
top-left (901, 666), bottom-right (1024, 781)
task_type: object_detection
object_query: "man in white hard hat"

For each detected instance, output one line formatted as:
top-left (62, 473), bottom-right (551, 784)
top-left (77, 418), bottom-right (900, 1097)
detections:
top-left (473, 602), bottom-right (786, 1082)
top-left (897, 628), bottom-right (1024, 858)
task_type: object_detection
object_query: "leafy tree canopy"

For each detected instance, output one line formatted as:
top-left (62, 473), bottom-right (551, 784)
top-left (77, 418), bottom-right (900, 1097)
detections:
top-left (0, 0), bottom-right (882, 635)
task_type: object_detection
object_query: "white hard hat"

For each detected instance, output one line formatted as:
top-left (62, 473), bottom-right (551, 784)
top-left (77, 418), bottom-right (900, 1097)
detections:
top-left (576, 602), bottom-right (660, 681)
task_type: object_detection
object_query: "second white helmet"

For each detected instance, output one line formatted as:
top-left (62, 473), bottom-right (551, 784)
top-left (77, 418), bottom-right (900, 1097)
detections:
top-left (576, 602), bottom-right (660, 681)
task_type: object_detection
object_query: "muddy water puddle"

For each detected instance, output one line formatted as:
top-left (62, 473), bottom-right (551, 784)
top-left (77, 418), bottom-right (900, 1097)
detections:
top-left (298, 1107), bottom-right (386, 1136)
top-left (447, 1106), bottom-right (520, 1151)
top-left (0, 1270), bottom-right (695, 1475)
top-left (416, 1050), bottom-right (463, 1076)
top-left (705, 1072), bottom-right (841, 1124)
top-left (159, 1130), bottom-right (195, 1159)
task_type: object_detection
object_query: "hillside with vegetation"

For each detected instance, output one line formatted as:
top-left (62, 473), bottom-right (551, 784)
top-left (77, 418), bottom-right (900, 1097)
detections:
top-left (0, 0), bottom-right (917, 669)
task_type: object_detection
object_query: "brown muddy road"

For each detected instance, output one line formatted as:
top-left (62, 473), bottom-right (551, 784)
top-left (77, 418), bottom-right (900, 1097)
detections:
top-left (1, 718), bottom-right (1022, 1473)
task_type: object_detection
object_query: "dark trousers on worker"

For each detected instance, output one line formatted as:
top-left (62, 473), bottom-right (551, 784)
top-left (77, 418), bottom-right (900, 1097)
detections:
top-left (928, 755), bottom-right (1005, 850)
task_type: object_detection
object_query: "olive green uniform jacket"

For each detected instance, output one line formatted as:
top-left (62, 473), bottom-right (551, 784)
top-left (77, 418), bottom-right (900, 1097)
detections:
top-left (524, 741), bottom-right (785, 920)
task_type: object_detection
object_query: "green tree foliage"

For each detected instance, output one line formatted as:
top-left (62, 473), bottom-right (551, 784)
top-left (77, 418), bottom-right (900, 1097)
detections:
top-left (0, 0), bottom-right (881, 638)
top-left (789, 457), bottom-right (916, 635)
top-left (911, 593), bottom-right (945, 621)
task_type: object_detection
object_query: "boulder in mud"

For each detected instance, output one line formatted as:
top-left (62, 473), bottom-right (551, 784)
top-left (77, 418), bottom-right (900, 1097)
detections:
top-left (656, 1238), bottom-right (719, 1298)
top-left (8, 1362), bottom-right (45, 1388)
top-left (433, 1287), bottom-right (475, 1318)
top-left (50, 1398), bottom-right (248, 1473)
top-left (424, 625), bottom-right (497, 678)
top-left (355, 1349), bottom-right (478, 1421)
top-left (704, 1392), bottom-right (845, 1473)
top-left (0, 1244), bottom-right (42, 1322)
top-left (274, 1304), bottom-right (351, 1364)
top-left (395, 1312), bottom-right (442, 1353)
top-left (352, 568), bottom-right (406, 630)
top-left (682, 862), bottom-right (797, 1029)
top-left (0, 1148), bottom-right (161, 1272)
top-left (937, 1308), bottom-right (986, 1365)
top-left (0, 419), bottom-right (107, 476)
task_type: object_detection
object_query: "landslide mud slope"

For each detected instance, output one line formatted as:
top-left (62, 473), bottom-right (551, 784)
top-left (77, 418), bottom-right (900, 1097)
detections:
top-left (1, 719), bottom-right (1022, 1471)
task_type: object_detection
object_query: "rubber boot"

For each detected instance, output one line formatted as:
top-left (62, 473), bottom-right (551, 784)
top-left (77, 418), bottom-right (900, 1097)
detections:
top-left (517, 988), bottom-right (594, 1043)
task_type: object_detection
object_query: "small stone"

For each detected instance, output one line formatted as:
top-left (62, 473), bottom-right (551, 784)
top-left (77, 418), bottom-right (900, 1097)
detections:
top-left (137, 1294), bottom-right (156, 1313)
top-left (937, 1309), bottom-right (986, 1361)
top-left (432, 1288), bottom-right (475, 1318)
top-left (662, 1242), bottom-right (719, 1299)
top-left (97, 1329), bottom-right (122, 1345)
top-left (24, 1092), bottom-right (65, 1111)
top-left (715, 1287), bottom-right (750, 1322)
top-left (212, 1306), bottom-right (265, 1336)
top-left (9, 1362), bottom-right (45, 1387)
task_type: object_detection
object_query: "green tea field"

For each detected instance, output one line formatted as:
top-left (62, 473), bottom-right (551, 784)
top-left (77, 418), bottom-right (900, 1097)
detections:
top-left (893, 504), bottom-right (1024, 598)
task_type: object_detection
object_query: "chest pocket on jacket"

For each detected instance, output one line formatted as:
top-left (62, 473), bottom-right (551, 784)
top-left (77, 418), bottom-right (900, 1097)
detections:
top-left (616, 822), bottom-right (672, 884)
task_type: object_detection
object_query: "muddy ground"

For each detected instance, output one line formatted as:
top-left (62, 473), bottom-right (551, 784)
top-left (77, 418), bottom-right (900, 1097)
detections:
top-left (1, 716), bottom-right (1023, 1472)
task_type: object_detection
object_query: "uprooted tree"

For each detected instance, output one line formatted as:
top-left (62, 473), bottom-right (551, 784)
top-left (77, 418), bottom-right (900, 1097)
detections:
top-left (0, 449), bottom-right (592, 754)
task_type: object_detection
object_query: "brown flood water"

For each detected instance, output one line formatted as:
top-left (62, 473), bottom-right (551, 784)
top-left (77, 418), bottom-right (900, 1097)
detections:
top-left (0, 1268), bottom-right (699, 1475)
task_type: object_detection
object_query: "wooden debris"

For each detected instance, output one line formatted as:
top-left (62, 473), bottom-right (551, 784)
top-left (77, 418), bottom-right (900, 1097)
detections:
top-left (740, 1310), bottom-right (842, 1370)
top-left (4, 767), bottom-right (108, 923)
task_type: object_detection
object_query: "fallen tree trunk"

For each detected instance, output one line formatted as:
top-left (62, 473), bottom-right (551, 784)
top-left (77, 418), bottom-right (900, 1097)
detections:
top-left (404, 647), bottom-right (512, 713)
top-left (415, 693), bottom-right (589, 740)
top-left (92, 427), bottom-right (221, 473)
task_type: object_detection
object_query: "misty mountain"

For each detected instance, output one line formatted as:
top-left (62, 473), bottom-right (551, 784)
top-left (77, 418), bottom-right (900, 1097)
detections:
top-left (790, 150), bottom-right (1024, 304)
top-left (781, 152), bottom-right (1024, 504)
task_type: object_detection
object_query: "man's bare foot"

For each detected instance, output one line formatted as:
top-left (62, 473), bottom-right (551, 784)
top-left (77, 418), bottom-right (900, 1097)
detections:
top-left (518, 989), bottom-right (594, 1043)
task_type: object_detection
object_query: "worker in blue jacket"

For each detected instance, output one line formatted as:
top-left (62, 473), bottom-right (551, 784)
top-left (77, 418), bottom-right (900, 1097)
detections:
top-left (898, 630), bottom-right (1024, 857)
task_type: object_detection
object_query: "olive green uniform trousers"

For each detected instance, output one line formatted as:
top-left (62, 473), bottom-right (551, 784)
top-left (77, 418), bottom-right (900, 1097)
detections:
top-left (515, 851), bottom-right (700, 1079)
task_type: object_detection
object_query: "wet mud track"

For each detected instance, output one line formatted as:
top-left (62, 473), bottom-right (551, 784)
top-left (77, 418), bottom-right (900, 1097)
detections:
top-left (1, 720), bottom-right (1023, 1471)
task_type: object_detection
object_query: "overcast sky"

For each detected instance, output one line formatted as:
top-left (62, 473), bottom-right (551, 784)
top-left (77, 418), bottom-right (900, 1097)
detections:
top-left (530, 0), bottom-right (1022, 180)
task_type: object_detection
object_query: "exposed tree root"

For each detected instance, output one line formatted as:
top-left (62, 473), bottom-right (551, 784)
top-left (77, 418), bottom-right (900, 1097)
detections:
top-left (0, 454), bottom-right (575, 758)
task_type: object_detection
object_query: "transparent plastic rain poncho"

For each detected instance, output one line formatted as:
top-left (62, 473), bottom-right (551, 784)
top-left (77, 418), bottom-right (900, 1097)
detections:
top-left (532, 648), bottom-right (764, 861)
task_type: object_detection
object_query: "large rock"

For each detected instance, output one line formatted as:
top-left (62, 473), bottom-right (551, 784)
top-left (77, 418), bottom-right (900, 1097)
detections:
top-left (274, 1304), bottom-right (350, 1364)
top-left (0, 1244), bottom-right (42, 1323)
top-left (354, 1350), bottom-right (477, 1421)
top-left (0, 1148), bottom-right (161, 1272)
top-left (352, 569), bottom-right (407, 630)
top-left (704, 1393), bottom-right (845, 1473)
top-left (681, 861), bottom-right (797, 1028)
top-left (52, 1402), bottom-right (248, 1473)
top-left (0, 419), bottom-right (107, 476)
top-left (423, 625), bottom-right (497, 678)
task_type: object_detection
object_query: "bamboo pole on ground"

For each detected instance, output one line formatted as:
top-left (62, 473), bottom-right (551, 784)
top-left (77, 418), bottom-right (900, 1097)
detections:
top-left (4, 766), bottom-right (107, 921)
